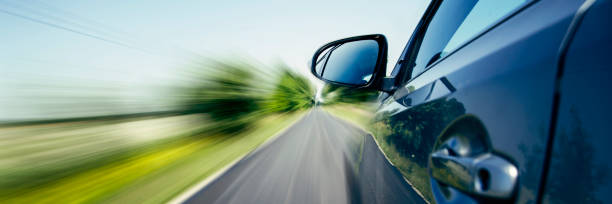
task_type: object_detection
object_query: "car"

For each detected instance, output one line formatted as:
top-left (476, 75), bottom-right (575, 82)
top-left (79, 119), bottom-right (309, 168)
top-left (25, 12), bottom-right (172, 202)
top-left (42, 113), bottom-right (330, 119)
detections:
top-left (310, 0), bottom-right (612, 203)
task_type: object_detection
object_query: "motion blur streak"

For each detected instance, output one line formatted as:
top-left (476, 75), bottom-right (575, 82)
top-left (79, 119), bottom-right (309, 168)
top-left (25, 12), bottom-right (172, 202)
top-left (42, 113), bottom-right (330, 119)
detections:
top-left (0, 58), bottom-right (315, 203)
top-left (185, 109), bottom-right (424, 204)
top-left (0, 115), bottom-right (202, 189)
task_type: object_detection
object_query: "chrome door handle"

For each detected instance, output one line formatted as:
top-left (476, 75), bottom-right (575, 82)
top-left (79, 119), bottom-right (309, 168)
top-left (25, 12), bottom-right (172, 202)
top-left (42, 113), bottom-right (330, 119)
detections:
top-left (430, 147), bottom-right (518, 199)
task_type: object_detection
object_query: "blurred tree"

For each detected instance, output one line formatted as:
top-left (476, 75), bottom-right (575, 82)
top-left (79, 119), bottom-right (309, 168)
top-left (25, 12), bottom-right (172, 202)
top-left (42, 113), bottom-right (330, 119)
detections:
top-left (182, 61), bottom-right (262, 133)
top-left (180, 60), bottom-right (314, 134)
top-left (264, 67), bottom-right (315, 112)
top-left (321, 84), bottom-right (379, 104)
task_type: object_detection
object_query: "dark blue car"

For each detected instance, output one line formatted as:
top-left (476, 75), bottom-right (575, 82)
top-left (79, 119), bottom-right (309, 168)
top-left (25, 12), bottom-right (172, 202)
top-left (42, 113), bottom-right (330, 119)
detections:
top-left (311, 0), bottom-right (612, 203)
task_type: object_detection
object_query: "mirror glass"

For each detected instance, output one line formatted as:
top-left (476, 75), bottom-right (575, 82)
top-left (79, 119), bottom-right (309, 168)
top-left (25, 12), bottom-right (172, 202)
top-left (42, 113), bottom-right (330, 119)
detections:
top-left (316, 40), bottom-right (379, 85)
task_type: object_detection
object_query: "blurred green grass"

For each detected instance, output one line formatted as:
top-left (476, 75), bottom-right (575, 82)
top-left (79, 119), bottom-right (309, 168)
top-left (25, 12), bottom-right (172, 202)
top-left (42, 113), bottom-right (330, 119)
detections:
top-left (0, 115), bottom-right (205, 193)
top-left (0, 111), bottom-right (305, 203)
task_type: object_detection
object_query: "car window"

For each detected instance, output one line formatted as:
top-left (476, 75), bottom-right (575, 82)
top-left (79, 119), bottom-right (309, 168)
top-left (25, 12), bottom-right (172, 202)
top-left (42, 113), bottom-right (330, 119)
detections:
top-left (442, 0), bottom-right (528, 55)
top-left (407, 0), bottom-right (529, 79)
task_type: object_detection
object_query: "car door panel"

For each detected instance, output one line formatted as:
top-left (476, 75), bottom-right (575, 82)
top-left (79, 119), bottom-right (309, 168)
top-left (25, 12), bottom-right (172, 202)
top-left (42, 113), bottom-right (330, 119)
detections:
top-left (542, 0), bottom-right (612, 203)
top-left (373, 0), bottom-right (582, 203)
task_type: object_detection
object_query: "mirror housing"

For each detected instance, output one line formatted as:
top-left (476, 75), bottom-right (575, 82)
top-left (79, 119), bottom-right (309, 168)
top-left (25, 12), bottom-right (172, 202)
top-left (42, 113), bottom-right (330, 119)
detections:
top-left (311, 34), bottom-right (389, 90)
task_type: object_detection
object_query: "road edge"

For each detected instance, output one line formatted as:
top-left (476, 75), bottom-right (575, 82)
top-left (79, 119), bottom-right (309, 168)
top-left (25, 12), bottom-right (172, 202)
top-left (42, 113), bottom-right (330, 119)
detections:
top-left (166, 110), bottom-right (311, 204)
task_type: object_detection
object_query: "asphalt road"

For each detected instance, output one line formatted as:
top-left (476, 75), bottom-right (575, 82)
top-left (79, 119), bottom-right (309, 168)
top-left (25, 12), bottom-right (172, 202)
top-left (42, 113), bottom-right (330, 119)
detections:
top-left (185, 109), bottom-right (425, 204)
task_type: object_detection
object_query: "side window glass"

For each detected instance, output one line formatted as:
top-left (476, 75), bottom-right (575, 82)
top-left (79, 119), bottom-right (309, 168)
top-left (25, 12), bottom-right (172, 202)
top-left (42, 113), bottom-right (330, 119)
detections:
top-left (442, 0), bottom-right (527, 55)
top-left (408, 0), bottom-right (528, 79)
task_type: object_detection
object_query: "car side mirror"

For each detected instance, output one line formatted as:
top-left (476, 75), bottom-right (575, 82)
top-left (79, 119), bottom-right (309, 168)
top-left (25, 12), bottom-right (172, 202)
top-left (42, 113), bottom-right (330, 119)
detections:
top-left (311, 34), bottom-right (388, 89)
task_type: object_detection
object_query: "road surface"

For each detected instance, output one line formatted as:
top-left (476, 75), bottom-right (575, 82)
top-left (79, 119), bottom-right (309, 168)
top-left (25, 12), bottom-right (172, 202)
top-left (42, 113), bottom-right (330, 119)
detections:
top-left (184, 109), bottom-right (425, 204)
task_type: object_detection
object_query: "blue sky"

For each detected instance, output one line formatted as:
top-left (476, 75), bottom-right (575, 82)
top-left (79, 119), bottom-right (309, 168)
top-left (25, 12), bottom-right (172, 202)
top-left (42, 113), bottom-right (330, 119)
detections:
top-left (0, 0), bottom-right (429, 119)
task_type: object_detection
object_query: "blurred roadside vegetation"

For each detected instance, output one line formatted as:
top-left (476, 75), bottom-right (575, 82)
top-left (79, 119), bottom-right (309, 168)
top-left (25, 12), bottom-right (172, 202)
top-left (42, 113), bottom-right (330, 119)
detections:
top-left (180, 60), bottom-right (314, 134)
top-left (0, 59), bottom-right (315, 203)
top-left (317, 83), bottom-right (380, 128)
top-left (317, 83), bottom-right (380, 130)
top-left (319, 84), bottom-right (379, 105)
top-left (1, 112), bottom-right (305, 204)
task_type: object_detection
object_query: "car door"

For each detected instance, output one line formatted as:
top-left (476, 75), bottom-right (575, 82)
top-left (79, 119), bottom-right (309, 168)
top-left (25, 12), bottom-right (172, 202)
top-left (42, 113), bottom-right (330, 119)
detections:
top-left (371, 0), bottom-right (584, 203)
top-left (540, 0), bottom-right (612, 203)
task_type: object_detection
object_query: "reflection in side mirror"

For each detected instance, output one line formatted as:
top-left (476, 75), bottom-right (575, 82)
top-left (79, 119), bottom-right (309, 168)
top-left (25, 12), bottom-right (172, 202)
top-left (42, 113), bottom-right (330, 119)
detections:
top-left (311, 34), bottom-right (388, 88)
